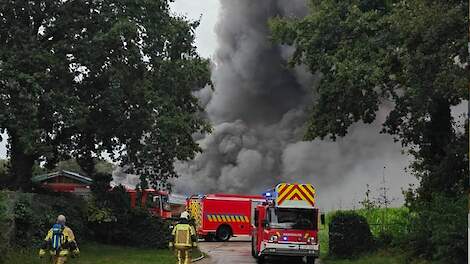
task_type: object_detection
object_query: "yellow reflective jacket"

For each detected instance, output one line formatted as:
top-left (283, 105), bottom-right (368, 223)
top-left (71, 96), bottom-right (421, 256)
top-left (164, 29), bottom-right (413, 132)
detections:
top-left (172, 223), bottom-right (197, 248)
top-left (39, 226), bottom-right (79, 257)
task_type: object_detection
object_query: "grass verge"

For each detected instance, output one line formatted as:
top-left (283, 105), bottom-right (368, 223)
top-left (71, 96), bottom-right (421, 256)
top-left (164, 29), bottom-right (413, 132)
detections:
top-left (4, 243), bottom-right (204, 264)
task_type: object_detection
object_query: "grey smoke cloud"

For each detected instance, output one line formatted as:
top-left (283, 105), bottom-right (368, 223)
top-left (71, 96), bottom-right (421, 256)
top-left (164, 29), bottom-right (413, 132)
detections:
top-left (172, 0), bottom-right (414, 210)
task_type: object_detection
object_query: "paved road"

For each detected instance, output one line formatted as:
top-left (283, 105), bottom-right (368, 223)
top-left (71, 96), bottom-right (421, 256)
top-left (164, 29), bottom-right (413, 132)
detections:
top-left (198, 236), bottom-right (317, 264)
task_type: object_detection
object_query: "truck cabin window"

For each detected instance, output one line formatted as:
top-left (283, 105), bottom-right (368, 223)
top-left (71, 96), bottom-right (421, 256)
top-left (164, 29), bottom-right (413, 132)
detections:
top-left (148, 194), bottom-right (170, 210)
top-left (148, 194), bottom-right (160, 208)
top-left (268, 208), bottom-right (317, 230)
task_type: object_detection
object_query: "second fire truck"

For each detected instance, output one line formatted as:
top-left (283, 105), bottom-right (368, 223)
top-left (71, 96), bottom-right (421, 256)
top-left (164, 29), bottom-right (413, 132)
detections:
top-left (188, 193), bottom-right (264, 241)
top-left (251, 183), bottom-right (321, 264)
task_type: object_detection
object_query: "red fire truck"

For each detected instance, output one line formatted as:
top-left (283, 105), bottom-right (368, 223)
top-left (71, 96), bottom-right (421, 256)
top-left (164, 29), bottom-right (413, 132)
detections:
top-left (127, 189), bottom-right (173, 219)
top-left (251, 183), bottom-right (321, 264)
top-left (188, 193), bottom-right (264, 241)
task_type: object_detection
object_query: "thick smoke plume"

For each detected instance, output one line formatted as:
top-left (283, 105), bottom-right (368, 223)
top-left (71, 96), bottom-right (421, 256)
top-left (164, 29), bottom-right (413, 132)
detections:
top-left (173, 0), bottom-right (413, 210)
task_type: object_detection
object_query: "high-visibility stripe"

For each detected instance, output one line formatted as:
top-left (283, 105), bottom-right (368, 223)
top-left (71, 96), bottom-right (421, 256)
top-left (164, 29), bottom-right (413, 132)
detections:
top-left (297, 184), bottom-right (315, 205)
top-left (277, 184), bottom-right (296, 205)
top-left (277, 184), bottom-right (316, 206)
top-left (276, 184), bottom-right (295, 204)
top-left (207, 214), bottom-right (250, 223)
top-left (277, 183), bottom-right (288, 195)
top-left (304, 184), bottom-right (316, 198)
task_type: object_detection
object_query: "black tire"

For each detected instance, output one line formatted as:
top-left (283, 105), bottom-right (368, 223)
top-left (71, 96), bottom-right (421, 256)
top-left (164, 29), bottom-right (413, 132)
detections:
top-left (257, 255), bottom-right (265, 264)
top-left (216, 225), bottom-right (232, 242)
top-left (306, 256), bottom-right (316, 264)
top-left (251, 239), bottom-right (257, 258)
top-left (204, 233), bottom-right (215, 242)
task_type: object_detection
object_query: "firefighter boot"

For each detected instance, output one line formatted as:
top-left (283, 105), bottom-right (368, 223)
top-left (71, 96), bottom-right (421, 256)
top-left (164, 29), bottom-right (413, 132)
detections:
top-left (52, 256), bottom-right (67, 264)
top-left (177, 249), bottom-right (191, 264)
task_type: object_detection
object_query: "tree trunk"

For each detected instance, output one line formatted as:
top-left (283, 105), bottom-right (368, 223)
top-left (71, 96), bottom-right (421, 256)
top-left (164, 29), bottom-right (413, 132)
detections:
top-left (9, 132), bottom-right (35, 191)
top-left (418, 97), bottom-right (454, 198)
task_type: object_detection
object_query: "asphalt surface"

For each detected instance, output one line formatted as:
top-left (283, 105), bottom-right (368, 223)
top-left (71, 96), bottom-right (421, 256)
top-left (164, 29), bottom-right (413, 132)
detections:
top-left (198, 236), bottom-right (318, 264)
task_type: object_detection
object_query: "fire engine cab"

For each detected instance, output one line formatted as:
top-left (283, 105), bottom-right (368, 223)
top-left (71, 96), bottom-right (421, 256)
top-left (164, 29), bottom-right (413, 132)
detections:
top-left (251, 183), bottom-right (320, 264)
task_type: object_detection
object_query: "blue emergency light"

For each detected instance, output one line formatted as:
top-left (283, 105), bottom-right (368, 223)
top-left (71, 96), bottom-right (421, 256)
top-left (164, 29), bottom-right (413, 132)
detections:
top-left (262, 188), bottom-right (276, 200)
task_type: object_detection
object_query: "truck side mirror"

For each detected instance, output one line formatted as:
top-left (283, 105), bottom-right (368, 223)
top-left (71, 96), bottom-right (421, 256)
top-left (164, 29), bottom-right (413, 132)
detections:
top-left (320, 214), bottom-right (326, 225)
top-left (262, 220), bottom-right (269, 228)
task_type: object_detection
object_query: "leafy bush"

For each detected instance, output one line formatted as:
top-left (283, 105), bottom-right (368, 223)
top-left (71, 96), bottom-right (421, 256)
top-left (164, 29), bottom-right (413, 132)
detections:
top-left (329, 211), bottom-right (375, 257)
top-left (407, 194), bottom-right (467, 263)
top-left (87, 186), bottom-right (170, 248)
top-left (0, 192), bottom-right (12, 264)
top-left (11, 192), bottom-right (88, 248)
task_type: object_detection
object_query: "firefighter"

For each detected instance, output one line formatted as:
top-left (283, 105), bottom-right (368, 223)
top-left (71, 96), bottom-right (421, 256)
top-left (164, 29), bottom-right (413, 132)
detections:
top-left (169, 211), bottom-right (197, 264)
top-left (39, 215), bottom-right (80, 264)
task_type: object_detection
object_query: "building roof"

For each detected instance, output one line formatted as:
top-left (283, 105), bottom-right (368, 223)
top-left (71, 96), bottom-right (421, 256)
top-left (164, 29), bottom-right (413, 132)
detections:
top-left (32, 170), bottom-right (93, 185)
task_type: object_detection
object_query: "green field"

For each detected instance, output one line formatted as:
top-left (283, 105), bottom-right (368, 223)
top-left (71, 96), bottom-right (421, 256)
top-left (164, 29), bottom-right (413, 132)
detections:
top-left (4, 244), bottom-right (204, 264)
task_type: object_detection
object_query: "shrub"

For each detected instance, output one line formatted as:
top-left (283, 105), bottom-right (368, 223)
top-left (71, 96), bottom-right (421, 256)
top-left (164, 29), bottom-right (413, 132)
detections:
top-left (407, 194), bottom-right (467, 264)
top-left (87, 185), bottom-right (170, 248)
top-left (0, 192), bottom-right (11, 264)
top-left (12, 192), bottom-right (88, 248)
top-left (329, 211), bottom-right (375, 257)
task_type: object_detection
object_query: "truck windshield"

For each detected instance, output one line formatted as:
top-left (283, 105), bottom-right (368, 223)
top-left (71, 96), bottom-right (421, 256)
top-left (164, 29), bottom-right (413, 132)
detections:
top-left (268, 208), bottom-right (317, 230)
top-left (148, 194), bottom-right (170, 210)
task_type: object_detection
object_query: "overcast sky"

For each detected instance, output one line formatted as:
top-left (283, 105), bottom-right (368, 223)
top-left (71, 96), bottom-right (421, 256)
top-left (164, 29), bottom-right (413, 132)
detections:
top-left (0, 1), bottom-right (220, 160)
top-left (170, 0), bottom-right (220, 59)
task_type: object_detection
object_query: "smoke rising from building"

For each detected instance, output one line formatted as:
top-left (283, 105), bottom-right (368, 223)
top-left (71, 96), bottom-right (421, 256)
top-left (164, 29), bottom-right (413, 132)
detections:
top-left (172, 0), bottom-right (413, 209)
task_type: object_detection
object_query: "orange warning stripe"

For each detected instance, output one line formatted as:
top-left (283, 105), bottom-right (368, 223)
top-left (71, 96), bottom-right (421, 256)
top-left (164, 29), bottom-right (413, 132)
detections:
top-left (206, 214), bottom-right (249, 223)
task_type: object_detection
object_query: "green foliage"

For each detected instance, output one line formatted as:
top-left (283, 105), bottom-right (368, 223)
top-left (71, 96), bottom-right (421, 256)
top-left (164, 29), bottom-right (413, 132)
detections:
top-left (0, 192), bottom-right (10, 264)
top-left (4, 243), bottom-right (178, 264)
top-left (322, 248), bottom-right (427, 264)
top-left (0, 159), bottom-right (9, 188)
top-left (0, 0), bottom-right (211, 190)
top-left (91, 172), bottom-right (113, 201)
top-left (406, 194), bottom-right (467, 263)
top-left (53, 159), bottom-right (114, 176)
top-left (87, 186), bottom-right (170, 248)
top-left (329, 211), bottom-right (375, 258)
top-left (10, 192), bottom-right (88, 248)
top-left (270, 0), bottom-right (468, 199)
top-left (355, 207), bottom-right (410, 244)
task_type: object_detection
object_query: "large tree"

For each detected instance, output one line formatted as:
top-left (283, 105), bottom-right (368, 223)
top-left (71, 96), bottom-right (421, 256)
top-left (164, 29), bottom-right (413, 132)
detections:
top-left (0, 0), bottom-right (211, 190)
top-left (270, 0), bottom-right (468, 200)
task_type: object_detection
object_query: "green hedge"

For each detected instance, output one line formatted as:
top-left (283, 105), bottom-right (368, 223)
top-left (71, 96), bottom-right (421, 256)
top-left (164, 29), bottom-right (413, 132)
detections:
top-left (12, 192), bottom-right (89, 248)
top-left (407, 194), bottom-right (467, 264)
top-left (0, 192), bottom-right (11, 263)
top-left (329, 211), bottom-right (375, 258)
top-left (88, 186), bottom-right (171, 248)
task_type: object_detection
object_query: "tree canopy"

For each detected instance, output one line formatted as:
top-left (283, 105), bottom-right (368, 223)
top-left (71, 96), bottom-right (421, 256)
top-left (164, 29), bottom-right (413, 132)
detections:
top-left (0, 0), bottom-right (211, 190)
top-left (270, 0), bottom-right (468, 198)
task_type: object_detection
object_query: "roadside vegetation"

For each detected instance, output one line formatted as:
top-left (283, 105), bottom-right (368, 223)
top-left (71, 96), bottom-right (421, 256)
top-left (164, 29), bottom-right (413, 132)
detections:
top-left (271, 0), bottom-right (468, 263)
top-left (4, 244), bottom-right (176, 264)
top-left (318, 207), bottom-right (429, 264)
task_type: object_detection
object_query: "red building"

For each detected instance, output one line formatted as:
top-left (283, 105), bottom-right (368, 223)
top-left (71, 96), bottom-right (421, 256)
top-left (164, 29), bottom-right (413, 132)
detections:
top-left (32, 170), bottom-right (93, 195)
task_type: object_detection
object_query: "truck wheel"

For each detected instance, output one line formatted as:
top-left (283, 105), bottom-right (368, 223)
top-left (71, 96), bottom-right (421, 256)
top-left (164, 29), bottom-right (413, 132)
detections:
top-left (216, 225), bottom-right (232, 242)
top-left (306, 256), bottom-right (316, 264)
top-left (257, 255), bottom-right (265, 264)
top-left (204, 234), bottom-right (215, 242)
top-left (251, 239), bottom-right (257, 258)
